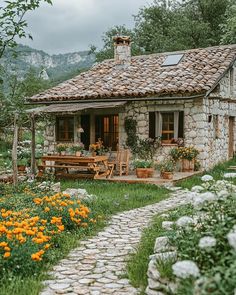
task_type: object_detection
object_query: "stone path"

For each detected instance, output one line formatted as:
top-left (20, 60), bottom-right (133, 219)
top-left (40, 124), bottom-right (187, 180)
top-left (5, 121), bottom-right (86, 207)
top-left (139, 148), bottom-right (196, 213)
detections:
top-left (41, 188), bottom-right (190, 295)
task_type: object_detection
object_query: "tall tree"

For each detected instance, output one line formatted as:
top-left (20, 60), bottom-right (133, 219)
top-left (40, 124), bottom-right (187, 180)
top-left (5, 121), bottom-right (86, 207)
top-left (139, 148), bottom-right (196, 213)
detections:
top-left (221, 1), bottom-right (236, 44)
top-left (134, 0), bottom-right (231, 54)
top-left (0, 0), bottom-right (52, 59)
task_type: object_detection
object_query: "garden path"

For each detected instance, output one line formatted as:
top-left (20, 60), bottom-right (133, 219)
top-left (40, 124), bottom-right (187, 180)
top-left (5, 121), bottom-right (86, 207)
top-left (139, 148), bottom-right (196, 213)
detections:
top-left (41, 187), bottom-right (190, 295)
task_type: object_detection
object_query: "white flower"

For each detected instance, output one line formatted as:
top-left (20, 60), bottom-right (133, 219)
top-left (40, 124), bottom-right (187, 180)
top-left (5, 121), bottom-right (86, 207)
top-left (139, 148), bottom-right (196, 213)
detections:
top-left (199, 236), bottom-right (216, 249)
top-left (191, 186), bottom-right (204, 193)
top-left (223, 173), bottom-right (236, 178)
top-left (201, 175), bottom-right (213, 182)
top-left (172, 260), bottom-right (200, 279)
top-left (201, 192), bottom-right (217, 202)
top-left (192, 192), bottom-right (217, 208)
top-left (162, 221), bottom-right (174, 230)
top-left (227, 232), bottom-right (236, 250)
top-left (176, 216), bottom-right (194, 228)
top-left (217, 190), bottom-right (230, 199)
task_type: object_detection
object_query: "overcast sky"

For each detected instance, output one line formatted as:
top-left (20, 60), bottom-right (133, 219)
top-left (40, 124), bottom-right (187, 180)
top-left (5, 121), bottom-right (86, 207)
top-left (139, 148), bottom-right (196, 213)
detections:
top-left (18, 0), bottom-right (151, 55)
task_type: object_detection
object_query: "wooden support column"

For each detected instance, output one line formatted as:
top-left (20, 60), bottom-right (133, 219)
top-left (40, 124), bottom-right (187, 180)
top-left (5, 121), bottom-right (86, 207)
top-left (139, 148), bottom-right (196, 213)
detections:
top-left (12, 113), bottom-right (18, 186)
top-left (31, 113), bottom-right (36, 176)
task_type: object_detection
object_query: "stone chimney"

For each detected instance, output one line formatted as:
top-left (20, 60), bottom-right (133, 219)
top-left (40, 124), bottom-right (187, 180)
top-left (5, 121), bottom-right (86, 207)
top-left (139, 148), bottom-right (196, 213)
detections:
top-left (113, 36), bottom-right (131, 67)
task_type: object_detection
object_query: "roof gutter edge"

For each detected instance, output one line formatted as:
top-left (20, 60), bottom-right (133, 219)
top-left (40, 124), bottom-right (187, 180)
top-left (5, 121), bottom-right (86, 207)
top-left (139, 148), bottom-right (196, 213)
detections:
top-left (25, 94), bottom-right (205, 105)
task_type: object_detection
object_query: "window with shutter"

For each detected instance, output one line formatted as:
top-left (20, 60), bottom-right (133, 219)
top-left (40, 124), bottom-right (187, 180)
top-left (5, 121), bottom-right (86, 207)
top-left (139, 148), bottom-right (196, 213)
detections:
top-left (149, 111), bottom-right (184, 143)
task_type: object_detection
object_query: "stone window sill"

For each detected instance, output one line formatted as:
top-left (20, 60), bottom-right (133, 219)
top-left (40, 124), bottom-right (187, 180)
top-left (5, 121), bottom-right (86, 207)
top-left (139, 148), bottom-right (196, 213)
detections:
top-left (161, 143), bottom-right (178, 147)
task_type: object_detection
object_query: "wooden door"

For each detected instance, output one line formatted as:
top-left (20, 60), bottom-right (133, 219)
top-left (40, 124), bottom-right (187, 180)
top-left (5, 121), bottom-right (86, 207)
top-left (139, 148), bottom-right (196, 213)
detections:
top-left (228, 116), bottom-right (234, 158)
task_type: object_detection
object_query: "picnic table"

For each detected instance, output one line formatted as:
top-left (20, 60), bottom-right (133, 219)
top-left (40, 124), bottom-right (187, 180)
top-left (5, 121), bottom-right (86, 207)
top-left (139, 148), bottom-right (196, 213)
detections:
top-left (38, 155), bottom-right (114, 179)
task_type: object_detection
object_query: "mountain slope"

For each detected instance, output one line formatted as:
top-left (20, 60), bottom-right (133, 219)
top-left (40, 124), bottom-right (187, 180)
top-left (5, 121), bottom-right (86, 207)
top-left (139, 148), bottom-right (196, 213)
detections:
top-left (0, 44), bottom-right (95, 82)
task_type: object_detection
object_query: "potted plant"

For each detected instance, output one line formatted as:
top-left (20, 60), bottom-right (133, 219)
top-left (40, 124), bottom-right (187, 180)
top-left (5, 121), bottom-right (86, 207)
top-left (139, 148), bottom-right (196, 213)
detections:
top-left (133, 159), bottom-right (154, 178)
top-left (17, 158), bottom-right (28, 172)
top-left (69, 142), bottom-right (84, 156)
top-left (170, 146), bottom-right (199, 172)
top-left (89, 138), bottom-right (105, 156)
top-left (56, 143), bottom-right (67, 155)
top-left (159, 159), bottom-right (175, 179)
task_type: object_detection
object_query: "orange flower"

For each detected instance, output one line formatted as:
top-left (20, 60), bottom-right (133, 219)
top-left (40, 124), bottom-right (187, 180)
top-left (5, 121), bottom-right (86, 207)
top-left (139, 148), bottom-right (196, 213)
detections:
top-left (4, 246), bottom-right (10, 251)
top-left (33, 198), bottom-right (42, 205)
top-left (0, 242), bottom-right (8, 247)
top-left (44, 207), bottom-right (50, 212)
top-left (3, 252), bottom-right (11, 258)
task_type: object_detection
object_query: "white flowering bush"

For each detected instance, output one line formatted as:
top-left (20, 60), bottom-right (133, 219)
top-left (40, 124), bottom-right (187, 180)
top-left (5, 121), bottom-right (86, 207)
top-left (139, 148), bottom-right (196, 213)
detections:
top-left (172, 260), bottom-right (200, 279)
top-left (159, 174), bottom-right (236, 294)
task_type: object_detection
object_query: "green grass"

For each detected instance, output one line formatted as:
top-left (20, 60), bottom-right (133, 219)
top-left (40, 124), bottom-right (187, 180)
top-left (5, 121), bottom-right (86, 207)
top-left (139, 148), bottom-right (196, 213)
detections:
top-left (176, 157), bottom-right (236, 189)
top-left (126, 205), bottom-right (193, 294)
top-left (61, 180), bottom-right (170, 216)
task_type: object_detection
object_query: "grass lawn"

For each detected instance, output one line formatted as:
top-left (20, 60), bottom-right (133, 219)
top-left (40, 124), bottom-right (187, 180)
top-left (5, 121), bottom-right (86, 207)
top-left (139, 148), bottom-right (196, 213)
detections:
top-left (61, 179), bottom-right (170, 216)
top-left (0, 180), bottom-right (170, 295)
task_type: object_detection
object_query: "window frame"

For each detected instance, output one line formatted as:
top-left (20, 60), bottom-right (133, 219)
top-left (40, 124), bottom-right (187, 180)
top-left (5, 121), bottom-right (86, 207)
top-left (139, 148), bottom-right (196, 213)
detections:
top-left (149, 111), bottom-right (184, 144)
top-left (56, 116), bottom-right (75, 142)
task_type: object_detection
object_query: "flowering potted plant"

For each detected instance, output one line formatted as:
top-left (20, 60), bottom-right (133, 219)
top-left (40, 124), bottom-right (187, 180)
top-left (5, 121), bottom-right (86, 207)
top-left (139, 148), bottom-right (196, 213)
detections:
top-left (133, 159), bottom-right (154, 178)
top-left (56, 143), bottom-right (68, 155)
top-left (159, 159), bottom-right (175, 179)
top-left (89, 138), bottom-right (105, 156)
top-left (170, 146), bottom-right (199, 172)
top-left (69, 142), bottom-right (84, 156)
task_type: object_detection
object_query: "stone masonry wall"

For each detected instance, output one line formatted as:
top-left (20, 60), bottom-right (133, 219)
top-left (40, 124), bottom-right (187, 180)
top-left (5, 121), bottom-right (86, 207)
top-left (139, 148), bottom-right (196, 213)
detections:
top-left (121, 95), bottom-right (236, 170)
top-left (43, 117), bottom-right (56, 154)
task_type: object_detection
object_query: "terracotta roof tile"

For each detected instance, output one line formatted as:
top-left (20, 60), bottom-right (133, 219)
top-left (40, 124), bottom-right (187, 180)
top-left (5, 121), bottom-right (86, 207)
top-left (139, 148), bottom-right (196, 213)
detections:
top-left (28, 44), bottom-right (236, 103)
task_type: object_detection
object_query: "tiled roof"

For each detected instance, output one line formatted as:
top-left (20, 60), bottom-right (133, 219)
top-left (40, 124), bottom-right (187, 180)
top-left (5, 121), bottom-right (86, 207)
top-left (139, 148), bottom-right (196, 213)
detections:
top-left (29, 44), bottom-right (236, 103)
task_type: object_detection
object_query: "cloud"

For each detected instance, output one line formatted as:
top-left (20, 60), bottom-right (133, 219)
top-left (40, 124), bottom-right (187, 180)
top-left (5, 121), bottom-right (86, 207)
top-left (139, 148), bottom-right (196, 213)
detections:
top-left (17, 0), bottom-right (150, 54)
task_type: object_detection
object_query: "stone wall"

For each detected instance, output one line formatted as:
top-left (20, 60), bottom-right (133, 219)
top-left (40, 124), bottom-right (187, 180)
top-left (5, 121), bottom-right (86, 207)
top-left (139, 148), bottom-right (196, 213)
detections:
top-left (120, 94), bottom-right (236, 170)
top-left (43, 117), bottom-right (56, 154)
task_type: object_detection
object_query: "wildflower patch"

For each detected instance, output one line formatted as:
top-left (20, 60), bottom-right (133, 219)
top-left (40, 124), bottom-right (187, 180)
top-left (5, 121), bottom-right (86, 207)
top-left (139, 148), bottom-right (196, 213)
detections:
top-left (0, 185), bottom-right (94, 276)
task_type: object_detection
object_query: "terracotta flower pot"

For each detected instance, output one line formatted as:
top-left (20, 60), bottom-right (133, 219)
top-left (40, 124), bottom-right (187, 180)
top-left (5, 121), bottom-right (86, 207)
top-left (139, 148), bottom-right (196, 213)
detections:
top-left (17, 165), bottom-right (26, 172)
top-left (181, 159), bottom-right (194, 172)
top-left (136, 168), bottom-right (154, 178)
top-left (161, 171), bottom-right (173, 180)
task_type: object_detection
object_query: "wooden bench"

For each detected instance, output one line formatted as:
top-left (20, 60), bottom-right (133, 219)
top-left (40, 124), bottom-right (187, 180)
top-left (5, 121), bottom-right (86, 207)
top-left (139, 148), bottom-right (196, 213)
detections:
top-left (37, 162), bottom-right (114, 179)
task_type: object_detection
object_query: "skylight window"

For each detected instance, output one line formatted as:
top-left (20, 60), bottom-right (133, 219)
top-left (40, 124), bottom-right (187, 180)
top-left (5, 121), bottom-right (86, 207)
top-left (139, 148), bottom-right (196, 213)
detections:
top-left (161, 54), bottom-right (184, 66)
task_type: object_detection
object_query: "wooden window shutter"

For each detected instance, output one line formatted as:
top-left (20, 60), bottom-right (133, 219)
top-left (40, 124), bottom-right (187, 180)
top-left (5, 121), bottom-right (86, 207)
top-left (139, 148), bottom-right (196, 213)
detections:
top-left (149, 112), bottom-right (156, 139)
top-left (178, 111), bottom-right (184, 138)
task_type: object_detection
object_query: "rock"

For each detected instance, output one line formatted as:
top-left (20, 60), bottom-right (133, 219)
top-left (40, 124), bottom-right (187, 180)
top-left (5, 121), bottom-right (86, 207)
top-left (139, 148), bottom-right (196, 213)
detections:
top-left (62, 188), bottom-right (96, 201)
top-left (145, 286), bottom-right (164, 295)
top-left (63, 188), bottom-right (79, 198)
top-left (51, 182), bottom-right (61, 193)
top-left (149, 251), bottom-right (177, 262)
top-left (162, 221), bottom-right (174, 230)
top-left (147, 259), bottom-right (160, 280)
top-left (154, 237), bottom-right (169, 253)
top-left (148, 278), bottom-right (161, 289)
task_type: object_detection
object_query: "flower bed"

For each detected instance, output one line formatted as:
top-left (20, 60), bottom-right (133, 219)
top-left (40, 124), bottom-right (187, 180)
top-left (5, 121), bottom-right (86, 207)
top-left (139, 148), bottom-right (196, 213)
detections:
top-left (0, 183), bottom-right (94, 277)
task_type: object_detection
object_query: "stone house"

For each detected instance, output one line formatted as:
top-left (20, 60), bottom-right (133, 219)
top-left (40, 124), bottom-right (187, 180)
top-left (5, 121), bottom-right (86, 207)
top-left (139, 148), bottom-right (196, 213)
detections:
top-left (28, 37), bottom-right (236, 170)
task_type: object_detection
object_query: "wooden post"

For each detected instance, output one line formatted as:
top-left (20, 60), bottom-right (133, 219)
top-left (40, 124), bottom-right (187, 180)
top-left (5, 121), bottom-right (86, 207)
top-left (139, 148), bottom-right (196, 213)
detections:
top-left (31, 113), bottom-right (36, 177)
top-left (12, 113), bottom-right (19, 186)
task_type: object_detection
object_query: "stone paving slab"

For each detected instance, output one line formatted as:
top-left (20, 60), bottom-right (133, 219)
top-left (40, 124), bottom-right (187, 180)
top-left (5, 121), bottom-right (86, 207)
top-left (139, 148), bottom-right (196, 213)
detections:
top-left (41, 189), bottom-right (190, 295)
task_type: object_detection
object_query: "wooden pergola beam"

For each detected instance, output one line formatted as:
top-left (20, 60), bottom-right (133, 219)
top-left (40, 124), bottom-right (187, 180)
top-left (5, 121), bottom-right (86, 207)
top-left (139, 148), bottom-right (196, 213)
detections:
top-left (31, 113), bottom-right (36, 177)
